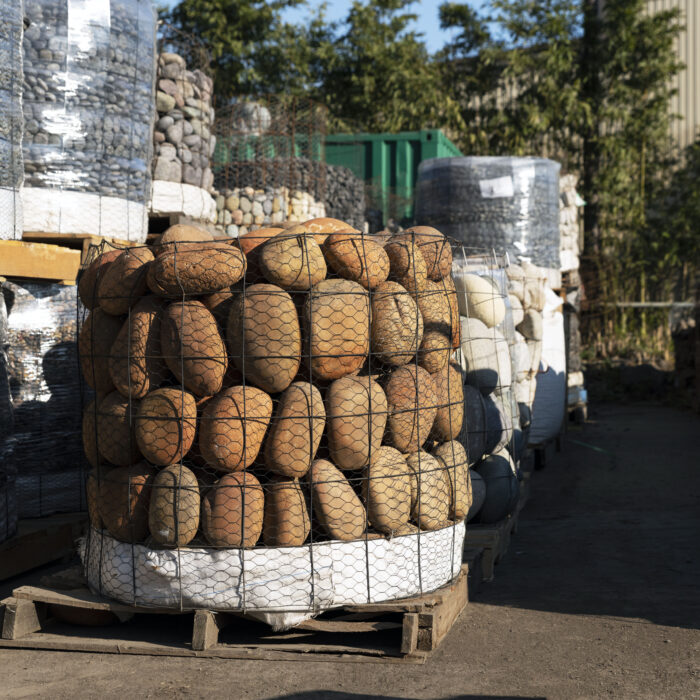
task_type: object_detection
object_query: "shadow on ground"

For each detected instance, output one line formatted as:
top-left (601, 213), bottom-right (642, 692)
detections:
top-left (477, 402), bottom-right (700, 630)
top-left (266, 693), bottom-right (544, 700)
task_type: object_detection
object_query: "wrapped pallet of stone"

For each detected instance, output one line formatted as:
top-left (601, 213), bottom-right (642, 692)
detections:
top-left (0, 0), bottom-right (25, 240)
top-left (21, 0), bottom-right (156, 241)
top-left (150, 47), bottom-right (218, 225)
top-left (2, 280), bottom-right (86, 518)
top-left (452, 247), bottom-right (521, 525)
top-left (415, 156), bottom-right (561, 270)
top-left (78, 223), bottom-right (467, 627)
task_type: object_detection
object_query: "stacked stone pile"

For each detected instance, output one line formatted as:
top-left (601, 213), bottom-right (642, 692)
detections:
top-left (324, 164), bottom-right (366, 231)
top-left (559, 174), bottom-right (582, 272)
top-left (153, 52), bottom-right (215, 192)
top-left (21, 0), bottom-right (156, 202)
top-left (211, 160), bottom-right (366, 235)
top-left (214, 185), bottom-right (325, 236)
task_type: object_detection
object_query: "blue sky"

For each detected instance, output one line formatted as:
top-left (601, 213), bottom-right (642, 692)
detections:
top-left (161, 1), bottom-right (488, 54)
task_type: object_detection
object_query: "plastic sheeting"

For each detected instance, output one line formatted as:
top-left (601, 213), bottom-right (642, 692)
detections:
top-left (0, 1), bottom-right (24, 239)
top-left (529, 287), bottom-right (567, 445)
top-left (80, 521), bottom-right (465, 625)
top-left (21, 0), bottom-right (156, 240)
top-left (0, 473), bottom-right (17, 543)
top-left (416, 157), bottom-right (561, 269)
top-left (2, 280), bottom-right (85, 517)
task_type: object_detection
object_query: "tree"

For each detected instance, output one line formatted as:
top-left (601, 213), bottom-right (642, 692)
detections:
top-left (439, 0), bottom-right (585, 164)
top-left (162, 0), bottom-right (333, 101)
top-left (317, 0), bottom-right (464, 134)
top-left (440, 0), bottom-right (685, 338)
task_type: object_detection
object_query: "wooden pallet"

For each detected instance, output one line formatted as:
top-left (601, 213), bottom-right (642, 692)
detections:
top-left (0, 564), bottom-right (469, 663)
top-left (462, 547), bottom-right (484, 599)
top-left (463, 483), bottom-right (529, 583)
top-left (0, 240), bottom-right (82, 284)
top-left (0, 513), bottom-right (86, 582)
top-left (22, 233), bottom-right (137, 265)
top-left (529, 435), bottom-right (562, 470)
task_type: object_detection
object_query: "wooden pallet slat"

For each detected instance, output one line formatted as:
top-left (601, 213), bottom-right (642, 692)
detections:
top-left (0, 240), bottom-right (82, 284)
top-left (0, 564), bottom-right (470, 663)
top-left (0, 513), bottom-right (86, 582)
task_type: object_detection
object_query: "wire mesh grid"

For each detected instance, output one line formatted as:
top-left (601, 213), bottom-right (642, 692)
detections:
top-left (0, 1), bottom-right (25, 240)
top-left (211, 96), bottom-right (327, 234)
top-left (19, 0), bottom-right (156, 241)
top-left (75, 225), bottom-right (522, 613)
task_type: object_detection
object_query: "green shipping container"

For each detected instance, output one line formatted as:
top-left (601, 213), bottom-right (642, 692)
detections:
top-left (324, 130), bottom-right (463, 225)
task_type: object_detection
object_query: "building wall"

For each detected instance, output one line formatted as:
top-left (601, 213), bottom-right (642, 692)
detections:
top-left (646, 0), bottom-right (700, 151)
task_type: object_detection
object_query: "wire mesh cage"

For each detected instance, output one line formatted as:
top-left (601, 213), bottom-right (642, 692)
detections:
top-left (153, 23), bottom-right (215, 193)
top-left (20, 0), bottom-right (156, 241)
top-left (76, 224), bottom-right (487, 618)
top-left (212, 96), bottom-right (327, 236)
top-left (0, 1), bottom-right (25, 240)
top-left (451, 248), bottom-right (522, 524)
top-left (2, 280), bottom-right (86, 519)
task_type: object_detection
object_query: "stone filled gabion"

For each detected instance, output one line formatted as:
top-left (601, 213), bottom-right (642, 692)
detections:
top-left (21, 0), bottom-right (156, 202)
top-left (324, 164), bottom-right (366, 232)
top-left (153, 51), bottom-right (215, 192)
top-left (214, 185), bottom-right (325, 236)
top-left (212, 161), bottom-right (366, 236)
top-left (0, 1), bottom-right (24, 240)
top-left (415, 157), bottom-right (561, 270)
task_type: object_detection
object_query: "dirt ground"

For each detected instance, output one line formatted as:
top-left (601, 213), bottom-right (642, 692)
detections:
top-left (2, 401), bottom-right (700, 699)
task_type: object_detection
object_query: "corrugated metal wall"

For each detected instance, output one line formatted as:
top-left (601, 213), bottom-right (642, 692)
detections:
top-left (647, 0), bottom-right (699, 151)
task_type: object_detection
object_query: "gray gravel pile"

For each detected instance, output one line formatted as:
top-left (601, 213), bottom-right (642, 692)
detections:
top-left (0, 1), bottom-right (24, 240)
top-left (324, 163), bottom-right (366, 231)
top-left (21, 0), bottom-right (156, 202)
top-left (153, 51), bottom-right (215, 191)
top-left (0, 1), bottom-right (24, 192)
top-left (416, 156), bottom-right (561, 269)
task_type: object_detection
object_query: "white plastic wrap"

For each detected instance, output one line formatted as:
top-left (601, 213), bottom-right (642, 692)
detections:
top-left (2, 281), bottom-right (84, 517)
top-left (0, 1), bottom-right (24, 240)
top-left (21, 0), bottom-right (156, 241)
top-left (416, 157), bottom-right (561, 269)
top-left (529, 287), bottom-right (567, 445)
top-left (80, 521), bottom-right (465, 626)
top-left (0, 472), bottom-right (17, 543)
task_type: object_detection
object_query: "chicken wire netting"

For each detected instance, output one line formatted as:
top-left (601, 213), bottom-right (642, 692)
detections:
top-left (78, 226), bottom-right (488, 615)
top-left (452, 248), bottom-right (523, 525)
top-left (211, 96), bottom-right (327, 235)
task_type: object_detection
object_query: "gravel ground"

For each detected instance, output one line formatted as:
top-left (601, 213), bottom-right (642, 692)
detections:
top-left (1, 401), bottom-right (699, 699)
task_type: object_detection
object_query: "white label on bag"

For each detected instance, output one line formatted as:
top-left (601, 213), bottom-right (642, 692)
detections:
top-left (479, 176), bottom-right (514, 198)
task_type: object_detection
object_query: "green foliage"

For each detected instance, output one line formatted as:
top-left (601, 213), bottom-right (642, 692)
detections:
top-left (317, 0), bottom-right (464, 134)
top-left (161, 0), bottom-right (334, 100)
